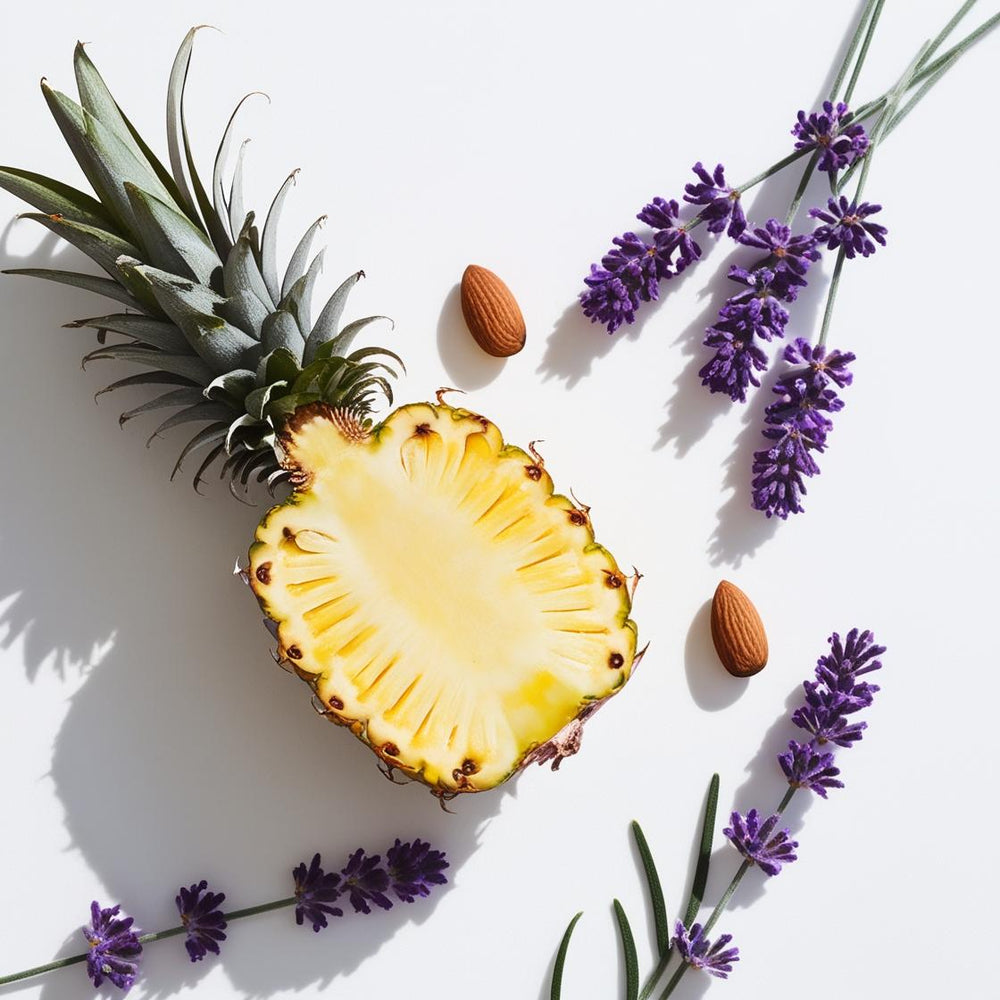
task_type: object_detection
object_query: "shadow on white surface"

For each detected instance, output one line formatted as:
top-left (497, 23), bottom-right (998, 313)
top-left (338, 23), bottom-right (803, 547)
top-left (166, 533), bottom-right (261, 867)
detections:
top-left (436, 282), bottom-right (507, 389)
top-left (684, 600), bottom-right (748, 711)
top-left (0, 235), bottom-right (504, 997)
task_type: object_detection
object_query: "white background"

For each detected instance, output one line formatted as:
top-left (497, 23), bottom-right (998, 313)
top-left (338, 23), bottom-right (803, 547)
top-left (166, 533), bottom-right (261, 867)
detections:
top-left (0, 2), bottom-right (996, 998)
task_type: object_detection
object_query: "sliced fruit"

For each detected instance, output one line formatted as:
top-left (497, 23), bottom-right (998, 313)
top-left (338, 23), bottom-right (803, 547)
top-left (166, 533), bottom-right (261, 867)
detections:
top-left (249, 401), bottom-right (638, 795)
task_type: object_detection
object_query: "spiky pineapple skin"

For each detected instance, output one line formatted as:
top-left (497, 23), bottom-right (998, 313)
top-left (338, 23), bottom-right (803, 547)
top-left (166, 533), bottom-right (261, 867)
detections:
top-left (249, 402), bottom-right (638, 796)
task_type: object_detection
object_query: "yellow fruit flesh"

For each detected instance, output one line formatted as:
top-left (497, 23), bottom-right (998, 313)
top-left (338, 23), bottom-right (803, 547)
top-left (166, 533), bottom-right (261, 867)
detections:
top-left (249, 402), bottom-right (637, 793)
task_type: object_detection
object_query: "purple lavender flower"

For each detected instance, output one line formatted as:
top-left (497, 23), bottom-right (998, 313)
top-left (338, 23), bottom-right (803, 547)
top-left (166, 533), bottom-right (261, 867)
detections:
top-left (637, 196), bottom-right (680, 230)
top-left (723, 810), bottom-right (798, 876)
top-left (699, 267), bottom-right (790, 402)
top-left (293, 853), bottom-right (343, 931)
top-left (818, 628), bottom-right (885, 686)
top-left (738, 219), bottom-right (820, 300)
top-left (792, 101), bottom-right (869, 173)
top-left (580, 233), bottom-right (660, 334)
top-left (791, 683), bottom-right (869, 747)
top-left (176, 881), bottom-right (227, 962)
top-left (386, 839), bottom-right (449, 903)
top-left (341, 849), bottom-right (393, 914)
top-left (653, 223), bottom-right (702, 276)
top-left (82, 901), bottom-right (142, 991)
top-left (580, 266), bottom-right (640, 334)
top-left (580, 197), bottom-right (702, 334)
top-left (792, 629), bottom-right (885, 744)
top-left (750, 339), bottom-right (856, 518)
top-left (811, 196), bottom-right (887, 258)
top-left (672, 921), bottom-right (740, 979)
top-left (778, 740), bottom-right (844, 797)
top-left (699, 325), bottom-right (769, 403)
top-left (684, 162), bottom-right (746, 237)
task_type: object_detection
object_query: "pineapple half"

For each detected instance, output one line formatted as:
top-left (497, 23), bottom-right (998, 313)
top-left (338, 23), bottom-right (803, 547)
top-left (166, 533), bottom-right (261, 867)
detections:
top-left (2, 32), bottom-right (640, 799)
top-left (250, 401), bottom-right (638, 795)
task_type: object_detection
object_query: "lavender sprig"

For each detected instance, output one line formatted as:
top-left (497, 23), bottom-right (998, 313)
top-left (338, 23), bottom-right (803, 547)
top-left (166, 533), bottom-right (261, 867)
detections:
top-left (0, 840), bottom-right (448, 992)
top-left (548, 626), bottom-right (885, 1000)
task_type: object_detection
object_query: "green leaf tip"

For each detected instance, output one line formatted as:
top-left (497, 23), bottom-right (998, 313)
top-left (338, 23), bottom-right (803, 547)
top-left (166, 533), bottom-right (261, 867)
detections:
top-left (613, 899), bottom-right (639, 1000)
top-left (631, 821), bottom-right (669, 957)
top-left (683, 773), bottom-right (720, 928)
top-left (550, 911), bottom-right (583, 1000)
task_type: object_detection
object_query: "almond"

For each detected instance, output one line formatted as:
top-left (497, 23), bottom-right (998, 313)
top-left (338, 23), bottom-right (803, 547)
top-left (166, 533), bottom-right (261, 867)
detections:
top-left (460, 264), bottom-right (526, 357)
top-left (710, 580), bottom-right (768, 677)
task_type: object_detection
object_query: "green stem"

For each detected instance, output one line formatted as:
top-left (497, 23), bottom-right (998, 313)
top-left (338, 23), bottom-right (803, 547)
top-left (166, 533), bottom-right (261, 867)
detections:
top-left (656, 960), bottom-right (688, 1000)
top-left (0, 897), bottom-right (298, 988)
top-left (816, 248), bottom-right (847, 349)
top-left (0, 954), bottom-right (89, 988)
top-left (920, 0), bottom-right (979, 67)
top-left (637, 949), bottom-right (673, 1000)
top-left (919, 7), bottom-right (1000, 78)
top-left (784, 150), bottom-right (821, 226)
top-left (842, 0), bottom-right (886, 105)
top-left (828, 0), bottom-right (881, 102)
top-left (701, 862), bottom-right (750, 937)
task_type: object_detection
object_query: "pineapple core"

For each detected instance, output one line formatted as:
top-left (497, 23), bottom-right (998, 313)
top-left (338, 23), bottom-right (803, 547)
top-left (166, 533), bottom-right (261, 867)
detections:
top-left (249, 402), bottom-right (637, 794)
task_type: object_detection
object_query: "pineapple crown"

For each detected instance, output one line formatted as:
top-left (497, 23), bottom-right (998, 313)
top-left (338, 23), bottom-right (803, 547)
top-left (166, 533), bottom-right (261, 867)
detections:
top-left (0, 29), bottom-right (401, 494)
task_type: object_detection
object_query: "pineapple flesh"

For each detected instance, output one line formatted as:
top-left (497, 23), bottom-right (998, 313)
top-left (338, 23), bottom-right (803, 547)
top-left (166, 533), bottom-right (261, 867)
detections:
top-left (250, 402), bottom-right (638, 794)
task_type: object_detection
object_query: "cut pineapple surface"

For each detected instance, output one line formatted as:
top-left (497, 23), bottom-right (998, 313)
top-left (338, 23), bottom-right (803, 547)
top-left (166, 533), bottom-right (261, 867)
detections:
top-left (249, 402), bottom-right (638, 794)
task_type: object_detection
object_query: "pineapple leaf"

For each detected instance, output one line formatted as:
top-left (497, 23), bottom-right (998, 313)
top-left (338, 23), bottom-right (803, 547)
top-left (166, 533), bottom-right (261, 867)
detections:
top-left (279, 250), bottom-right (325, 335)
top-left (260, 347), bottom-right (300, 386)
top-left (0, 165), bottom-right (111, 228)
top-left (228, 139), bottom-right (251, 239)
top-left (244, 382), bottom-right (287, 421)
top-left (612, 900), bottom-right (640, 1000)
top-left (192, 442), bottom-right (228, 493)
top-left (304, 269), bottom-right (363, 363)
top-left (73, 43), bottom-right (152, 173)
top-left (325, 315), bottom-right (394, 363)
top-left (123, 260), bottom-right (258, 369)
top-left (178, 61), bottom-right (232, 260)
top-left (237, 447), bottom-right (276, 486)
top-left (65, 312), bottom-right (190, 353)
top-left (205, 369), bottom-right (256, 406)
top-left (212, 93), bottom-right (265, 235)
top-left (171, 421), bottom-right (230, 479)
top-left (261, 171), bottom-right (298, 305)
top-left (225, 412), bottom-right (265, 452)
top-left (2, 268), bottom-right (139, 309)
top-left (630, 821), bottom-right (670, 957)
top-left (95, 370), bottom-right (200, 400)
top-left (281, 215), bottom-right (326, 300)
top-left (165, 26), bottom-right (207, 224)
top-left (223, 226), bottom-right (271, 304)
top-left (20, 212), bottom-right (139, 276)
top-left (147, 401), bottom-right (234, 445)
top-left (41, 83), bottom-right (130, 232)
top-left (260, 309), bottom-right (301, 354)
top-left (20, 215), bottom-right (156, 312)
top-left (119, 386), bottom-right (206, 425)
top-left (44, 83), bottom-right (175, 240)
top-left (82, 343), bottom-right (215, 383)
top-left (124, 183), bottom-right (221, 286)
top-left (550, 912), bottom-right (583, 1000)
top-left (219, 289), bottom-right (270, 339)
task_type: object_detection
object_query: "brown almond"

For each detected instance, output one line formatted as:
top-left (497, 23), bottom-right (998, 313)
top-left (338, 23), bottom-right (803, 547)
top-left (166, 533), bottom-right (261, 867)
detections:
top-left (460, 264), bottom-right (526, 357)
top-left (710, 580), bottom-right (768, 677)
